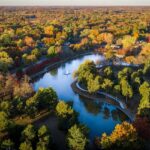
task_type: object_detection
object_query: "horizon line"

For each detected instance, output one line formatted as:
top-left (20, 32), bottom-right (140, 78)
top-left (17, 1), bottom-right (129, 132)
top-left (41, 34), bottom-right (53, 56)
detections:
top-left (0, 5), bottom-right (150, 7)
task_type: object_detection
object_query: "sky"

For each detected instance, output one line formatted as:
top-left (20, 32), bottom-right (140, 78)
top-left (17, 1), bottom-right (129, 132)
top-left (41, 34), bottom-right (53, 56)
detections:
top-left (0, 0), bottom-right (150, 6)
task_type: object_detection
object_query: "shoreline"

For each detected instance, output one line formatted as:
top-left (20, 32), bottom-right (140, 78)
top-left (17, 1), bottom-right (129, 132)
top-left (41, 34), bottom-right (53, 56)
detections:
top-left (71, 80), bottom-right (135, 121)
top-left (30, 51), bottom-right (95, 80)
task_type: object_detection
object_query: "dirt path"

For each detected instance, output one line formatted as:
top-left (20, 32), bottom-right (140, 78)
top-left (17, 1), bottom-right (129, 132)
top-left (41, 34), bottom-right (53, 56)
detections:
top-left (34, 113), bottom-right (67, 150)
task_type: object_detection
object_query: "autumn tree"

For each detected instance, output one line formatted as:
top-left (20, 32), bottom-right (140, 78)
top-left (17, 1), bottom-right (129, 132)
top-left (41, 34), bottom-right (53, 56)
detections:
top-left (97, 122), bottom-right (139, 149)
top-left (122, 35), bottom-right (136, 49)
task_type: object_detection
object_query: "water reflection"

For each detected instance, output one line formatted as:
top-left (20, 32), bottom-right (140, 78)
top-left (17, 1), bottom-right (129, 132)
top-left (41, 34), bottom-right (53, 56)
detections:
top-left (49, 68), bottom-right (58, 77)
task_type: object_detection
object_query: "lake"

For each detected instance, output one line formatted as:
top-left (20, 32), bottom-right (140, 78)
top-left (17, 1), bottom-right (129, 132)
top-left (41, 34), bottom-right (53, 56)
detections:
top-left (33, 54), bottom-right (129, 140)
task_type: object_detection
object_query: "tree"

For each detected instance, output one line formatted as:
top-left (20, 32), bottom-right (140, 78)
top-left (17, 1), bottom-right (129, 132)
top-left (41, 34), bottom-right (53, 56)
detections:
top-left (25, 95), bottom-right (38, 118)
top-left (120, 79), bottom-right (133, 102)
top-left (114, 84), bottom-right (121, 95)
top-left (31, 48), bottom-right (41, 58)
top-left (1, 139), bottom-right (14, 150)
top-left (47, 46), bottom-right (56, 57)
top-left (102, 78), bottom-right (114, 92)
top-left (138, 82), bottom-right (150, 118)
top-left (36, 142), bottom-right (47, 150)
top-left (24, 36), bottom-right (35, 47)
top-left (56, 101), bottom-right (78, 130)
top-left (143, 60), bottom-right (150, 76)
top-left (23, 54), bottom-right (37, 64)
top-left (38, 125), bottom-right (51, 144)
top-left (13, 75), bottom-right (33, 99)
top-left (104, 67), bottom-right (113, 78)
top-left (98, 122), bottom-right (139, 149)
top-left (0, 111), bottom-right (10, 133)
top-left (122, 35), bottom-right (136, 49)
top-left (21, 124), bottom-right (36, 141)
top-left (36, 87), bottom-right (58, 109)
top-left (19, 141), bottom-right (33, 150)
top-left (0, 51), bottom-right (13, 72)
top-left (56, 101), bottom-right (73, 118)
top-left (87, 76), bottom-right (100, 93)
top-left (67, 124), bottom-right (88, 150)
top-left (118, 67), bottom-right (132, 80)
top-left (73, 60), bottom-right (97, 85)
top-left (0, 101), bottom-right (11, 115)
top-left (104, 50), bottom-right (115, 63)
top-left (37, 125), bottom-right (51, 149)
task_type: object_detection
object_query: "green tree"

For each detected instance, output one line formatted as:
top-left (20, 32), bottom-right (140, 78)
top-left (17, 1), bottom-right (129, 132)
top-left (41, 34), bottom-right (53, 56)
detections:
top-left (143, 60), bottom-right (150, 76)
top-left (25, 95), bottom-right (38, 118)
top-left (56, 101), bottom-right (78, 130)
top-left (0, 101), bottom-right (11, 115)
top-left (73, 60), bottom-right (97, 84)
top-left (22, 124), bottom-right (36, 141)
top-left (120, 79), bottom-right (133, 103)
top-left (118, 67), bottom-right (132, 80)
top-left (0, 111), bottom-right (10, 133)
top-left (114, 84), bottom-right (121, 95)
top-left (19, 141), bottom-right (33, 150)
top-left (36, 142), bottom-right (47, 150)
top-left (138, 82), bottom-right (150, 118)
top-left (56, 101), bottom-right (73, 118)
top-left (38, 125), bottom-right (51, 145)
top-left (87, 76), bottom-right (100, 93)
top-left (31, 48), bottom-right (41, 58)
top-left (104, 67), bottom-right (113, 78)
top-left (0, 51), bottom-right (13, 72)
top-left (47, 46), bottom-right (55, 56)
top-left (1, 139), bottom-right (14, 150)
top-left (36, 87), bottom-right (58, 109)
top-left (67, 124), bottom-right (88, 150)
top-left (102, 78), bottom-right (114, 92)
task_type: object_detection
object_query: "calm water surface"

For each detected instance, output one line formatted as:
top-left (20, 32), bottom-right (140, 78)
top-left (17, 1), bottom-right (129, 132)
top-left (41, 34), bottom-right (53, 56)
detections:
top-left (33, 54), bottom-right (128, 140)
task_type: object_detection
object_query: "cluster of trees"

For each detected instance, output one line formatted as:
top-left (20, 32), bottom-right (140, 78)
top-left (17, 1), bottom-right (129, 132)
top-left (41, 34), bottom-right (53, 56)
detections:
top-left (75, 59), bottom-right (150, 149)
top-left (0, 73), bottom-right (58, 139)
top-left (0, 99), bottom-right (89, 150)
top-left (95, 121), bottom-right (142, 149)
top-left (75, 60), bottom-right (150, 106)
top-left (0, 7), bottom-right (150, 72)
top-left (0, 124), bottom-right (52, 150)
top-left (55, 101), bottom-right (89, 150)
top-left (74, 60), bottom-right (101, 93)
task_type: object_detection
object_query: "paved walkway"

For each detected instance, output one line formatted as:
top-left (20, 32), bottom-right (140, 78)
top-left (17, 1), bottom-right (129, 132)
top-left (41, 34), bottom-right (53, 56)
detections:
top-left (76, 82), bottom-right (135, 121)
top-left (96, 61), bottom-right (140, 69)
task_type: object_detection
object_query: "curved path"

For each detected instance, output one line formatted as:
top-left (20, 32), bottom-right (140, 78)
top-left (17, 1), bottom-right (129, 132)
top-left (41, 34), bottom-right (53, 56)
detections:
top-left (76, 82), bottom-right (135, 121)
top-left (96, 61), bottom-right (140, 69)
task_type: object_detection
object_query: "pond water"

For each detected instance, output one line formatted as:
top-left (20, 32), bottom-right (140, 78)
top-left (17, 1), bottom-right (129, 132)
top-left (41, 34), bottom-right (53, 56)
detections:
top-left (33, 54), bottom-right (129, 140)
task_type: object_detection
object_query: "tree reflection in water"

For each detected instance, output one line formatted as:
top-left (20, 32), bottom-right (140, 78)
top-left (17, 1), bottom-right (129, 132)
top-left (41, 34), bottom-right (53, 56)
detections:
top-left (49, 68), bottom-right (58, 77)
top-left (103, 107), bottom-right (110, 119)
top-left (80, 96), bottom-right (101, 115)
